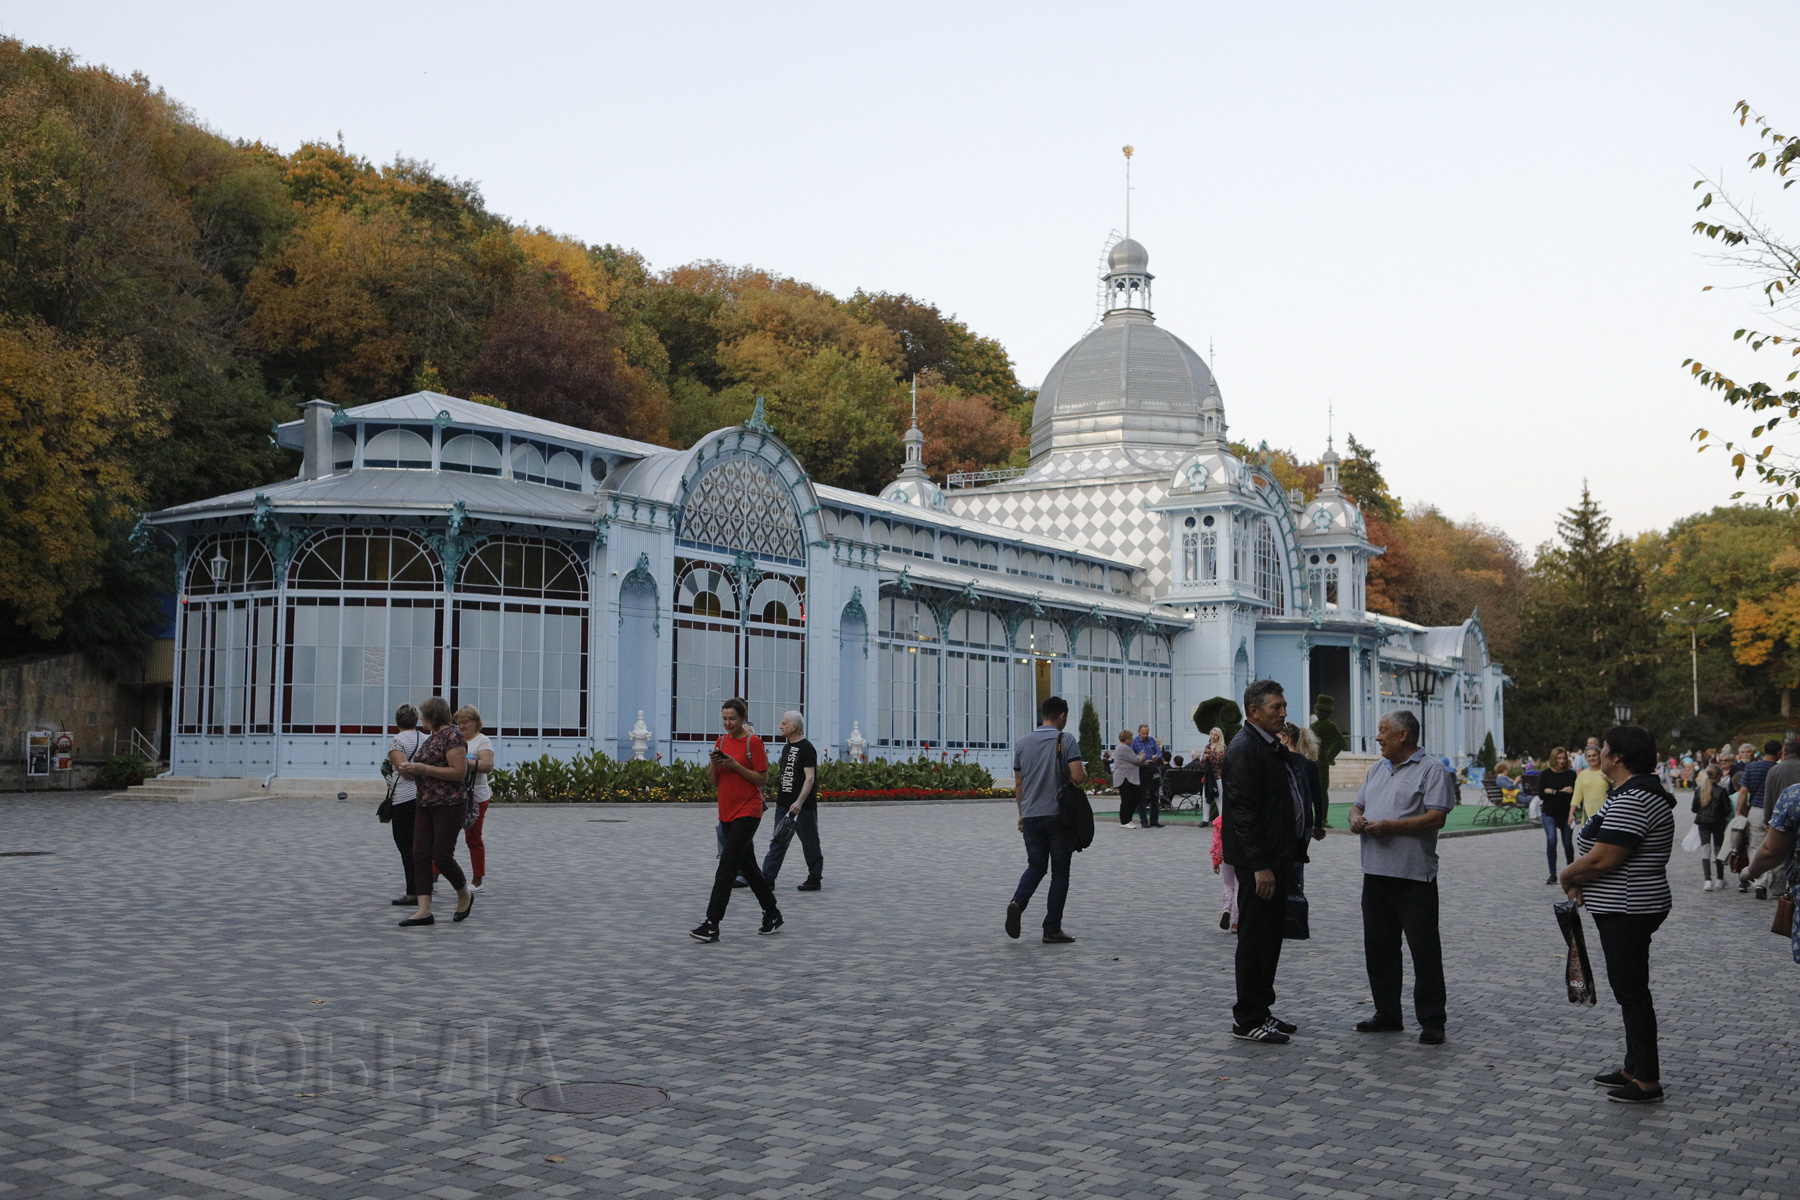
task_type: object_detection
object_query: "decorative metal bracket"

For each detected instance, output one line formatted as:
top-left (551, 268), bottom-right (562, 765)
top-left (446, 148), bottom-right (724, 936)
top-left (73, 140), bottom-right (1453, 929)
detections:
top-left (424, 499), bottom-right (483, 577)
top-left (620, 551), bottom-right (659, 635)
top-left (251, 493), bottom-right (305, 576)
top-left (725, 550), bottom-right (764, 629)
top-left (745, 395), bottom-right (773, 435)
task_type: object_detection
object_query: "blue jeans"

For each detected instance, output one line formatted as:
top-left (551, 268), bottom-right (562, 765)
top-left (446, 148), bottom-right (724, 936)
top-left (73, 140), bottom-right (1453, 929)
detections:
top-left (1541, 814), bottom-right (1575, 876)
top-left (1011, 815), bottom-right (1072, 933)
top-left (761, 805), bottom-right (823, 883)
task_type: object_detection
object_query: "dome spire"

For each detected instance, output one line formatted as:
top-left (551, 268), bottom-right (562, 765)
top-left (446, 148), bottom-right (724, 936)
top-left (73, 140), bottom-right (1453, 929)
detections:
top-left (1122, 144), bottom-right (1134, 239)
top-left (898, 375), bottom-right (927, 481)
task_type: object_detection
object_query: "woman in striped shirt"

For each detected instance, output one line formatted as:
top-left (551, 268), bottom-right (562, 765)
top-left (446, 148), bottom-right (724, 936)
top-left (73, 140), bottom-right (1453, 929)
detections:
top-left (1559, 725), bottom-right (1675, 1105)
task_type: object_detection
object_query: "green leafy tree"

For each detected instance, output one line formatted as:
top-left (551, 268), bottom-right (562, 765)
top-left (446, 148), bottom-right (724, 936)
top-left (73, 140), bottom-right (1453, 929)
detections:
top-left (1478, 732), bottom-right (1498, 774)
top-left (1310, 694), bottom-right (1347, 799)
top-left (1078, 698), bottom-right (1104, 777)
top-left (1195, 696), bottom-right (1243, 745)
top-left (1509, 486), bottom-right (1657, 752)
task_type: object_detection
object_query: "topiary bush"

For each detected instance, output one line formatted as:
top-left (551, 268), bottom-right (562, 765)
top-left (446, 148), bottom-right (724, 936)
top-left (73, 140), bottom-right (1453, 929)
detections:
top-left (1194, 697), bottom-right (1243, 746)
top-left (1078, 697), bottom-right (1104, 779)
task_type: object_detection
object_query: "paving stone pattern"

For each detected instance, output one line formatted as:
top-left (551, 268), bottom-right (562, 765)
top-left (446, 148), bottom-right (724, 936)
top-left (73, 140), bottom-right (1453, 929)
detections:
top-left (1, 793), bottom-right (1796, 1199)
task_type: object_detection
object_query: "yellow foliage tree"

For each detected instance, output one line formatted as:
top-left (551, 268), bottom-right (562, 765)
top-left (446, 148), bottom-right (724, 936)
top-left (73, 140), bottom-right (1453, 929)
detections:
top-left (0, 318), bottom-right (165, 637)
top-left (1731, 545), bottom-right (1800, 717)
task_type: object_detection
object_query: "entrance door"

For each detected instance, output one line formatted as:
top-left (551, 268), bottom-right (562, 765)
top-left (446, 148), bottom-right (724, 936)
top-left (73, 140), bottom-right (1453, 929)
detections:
top-left (1035, 659), bottom-right (1052, 712)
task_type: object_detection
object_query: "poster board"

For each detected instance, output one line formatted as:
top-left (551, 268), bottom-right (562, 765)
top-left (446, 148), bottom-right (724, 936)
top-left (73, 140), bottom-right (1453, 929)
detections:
top-left (25, 731), bottom-right (50, 777)
top-left (51, 732), bottom-right (73, 773)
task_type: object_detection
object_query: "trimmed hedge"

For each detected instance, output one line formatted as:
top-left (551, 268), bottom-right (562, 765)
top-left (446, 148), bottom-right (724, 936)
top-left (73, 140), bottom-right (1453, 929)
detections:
top-left (490, 750), bottom-right (996, 804)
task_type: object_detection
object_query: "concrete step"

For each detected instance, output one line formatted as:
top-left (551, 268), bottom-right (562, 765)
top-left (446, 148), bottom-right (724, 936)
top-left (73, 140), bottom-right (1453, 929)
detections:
top-left (110, 777), bottom-right (260, 802)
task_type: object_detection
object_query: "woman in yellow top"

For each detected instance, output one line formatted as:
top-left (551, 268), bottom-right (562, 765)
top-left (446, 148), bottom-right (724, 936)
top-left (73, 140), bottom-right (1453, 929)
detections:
top-left (1572, 748), bottom-right (1610, 823)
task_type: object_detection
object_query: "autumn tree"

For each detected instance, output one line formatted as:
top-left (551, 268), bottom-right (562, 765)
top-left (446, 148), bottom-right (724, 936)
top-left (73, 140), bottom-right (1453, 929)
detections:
top-left (914, 375), bottom-right (1026, 479)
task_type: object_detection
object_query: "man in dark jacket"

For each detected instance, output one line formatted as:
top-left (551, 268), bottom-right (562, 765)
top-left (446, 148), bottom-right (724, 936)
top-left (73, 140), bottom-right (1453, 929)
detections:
top-left (1223, 678), bottom-right (1306, 1044)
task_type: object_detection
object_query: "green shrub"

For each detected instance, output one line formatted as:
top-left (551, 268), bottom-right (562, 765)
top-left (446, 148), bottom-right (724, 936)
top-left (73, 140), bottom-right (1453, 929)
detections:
top-left (490, 748), bottom-right (994, 802)
top-left (95, 754), bottom-right (150, 790)
top-left (1195, 697), bottom-right (1243, 745)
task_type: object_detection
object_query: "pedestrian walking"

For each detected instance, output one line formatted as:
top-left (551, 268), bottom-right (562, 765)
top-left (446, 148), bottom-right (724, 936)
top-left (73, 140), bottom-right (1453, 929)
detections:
top-left (1692, 765), bottom-right (1734, 891)
top-left (384, 704), bottom-right (425, 907)
top-left (1737, 739), bottom-right (1784, 897)
top-left (1004, 695), bottom-right (1086, 944)
top-left (1280, 722), bottom-right (1331, 899)
top-left (1573, 748), bottom-right (1609, 823)
top-left (1112, 730), bottom-right (1145, 828)
top-left (760, 710), bottom-right (823, 890)
top-left (1537, 747), bottom-right (1579, 885)
top-left (395, 696), bottom-right (475, 927)
top-left (1223, 679), bottom-right (1305, 1044)
top-left (454, 705), bottom-right (493, 893)
top-left (1349, 709), bottom-right (1457, 1044)
top-left (1559, 725), bottom-right (1676, 1104)
top-left (691, 698), bottom-right (781, 941)
top-left (1211, 813), bottom-right (1236, 931)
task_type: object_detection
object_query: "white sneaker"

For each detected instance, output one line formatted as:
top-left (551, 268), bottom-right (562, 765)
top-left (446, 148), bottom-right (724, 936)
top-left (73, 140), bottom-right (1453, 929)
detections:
top-left (470, 881), bottom-right (484, 893)
top-left (1703, 880), bottom-right (1714, 892)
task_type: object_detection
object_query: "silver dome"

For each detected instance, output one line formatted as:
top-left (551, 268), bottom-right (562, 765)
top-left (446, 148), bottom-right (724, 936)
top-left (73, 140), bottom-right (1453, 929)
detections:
top-left (1029, 313), bottom-right (1216, 459)
top-left (1108, 237), bottom-right (1149, 274)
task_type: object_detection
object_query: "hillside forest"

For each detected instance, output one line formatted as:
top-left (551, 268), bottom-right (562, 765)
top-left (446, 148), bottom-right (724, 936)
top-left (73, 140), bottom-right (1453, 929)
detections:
top-left (2, 39), bottom-right (1796, 751)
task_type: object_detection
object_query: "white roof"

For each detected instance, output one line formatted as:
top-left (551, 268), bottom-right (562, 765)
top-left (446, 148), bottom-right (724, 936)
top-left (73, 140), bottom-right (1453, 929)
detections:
top-left (146, 467), bottom-right (600, 529)
top-left (275, 392), bottom-right (667, 459)
top-left (877, 555), bottom-right (1186, 625)
top-left (817, 484), bottom-right (1124, 565)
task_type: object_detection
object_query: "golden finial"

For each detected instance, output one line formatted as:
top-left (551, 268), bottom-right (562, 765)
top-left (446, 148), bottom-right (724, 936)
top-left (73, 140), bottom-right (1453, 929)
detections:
top-left (1122, 144), bottom-right (1134, 159)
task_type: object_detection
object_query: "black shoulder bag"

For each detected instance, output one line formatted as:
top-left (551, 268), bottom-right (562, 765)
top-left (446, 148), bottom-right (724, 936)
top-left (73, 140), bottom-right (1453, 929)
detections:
top-left (378, 730), bottom-right (424, 823)
top-left (1056, 732), bottom-right (1095, 852)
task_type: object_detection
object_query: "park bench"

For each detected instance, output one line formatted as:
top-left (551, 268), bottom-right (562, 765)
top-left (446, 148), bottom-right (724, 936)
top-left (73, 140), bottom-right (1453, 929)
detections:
top-left (1476, 779), bottom-right (1530, 825)
top-left (1161, 765), bottom-right (1212, 813)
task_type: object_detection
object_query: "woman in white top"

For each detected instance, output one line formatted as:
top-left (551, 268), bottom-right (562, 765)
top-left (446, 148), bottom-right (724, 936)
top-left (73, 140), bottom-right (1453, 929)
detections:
top-left (386, 704), bottom-right (427, 906)
top-left (454, 705), bottom-right (495, 891)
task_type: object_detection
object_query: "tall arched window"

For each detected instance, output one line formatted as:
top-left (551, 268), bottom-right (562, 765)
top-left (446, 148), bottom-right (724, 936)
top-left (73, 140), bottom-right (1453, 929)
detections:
top-left (945, 609), bottom-right (1009, 749)
top-left (179, 535), bottom-right (278, 737)
top-left (678, 457), bottom-right (806, 564)
top-left (362, 427), bottom-right (432, 469)
top-left (1072, 625), bottom-right (1125, 737)
top-left (877, 597), bottom-right (939, 749)
top-left (1127, 631), bottom-right (1172, 741)
top-left (671, 559), bottom-right (806, 738)
top-left (1012, 618), bottom-right (1068, 732)
top-left (284, 531), bottom-right (443, 734)
top-left (1254, 521), bottom-right (1285, 611)
top-left (442, 432), bottom-right (502, 475)
top-left (454, 539), bottom-right (588, 738)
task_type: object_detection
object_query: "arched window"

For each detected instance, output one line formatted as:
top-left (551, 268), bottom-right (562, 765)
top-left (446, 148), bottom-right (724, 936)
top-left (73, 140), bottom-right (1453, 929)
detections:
top-left (290, 531), bottom-right (441, 591)
top-left (178, 536), bottom-right (278, 739)
top-left (511, 440), bottom-right (547, 481)
top-left (1126, 630), bottom-right (1172, 740)
top-left (877, 598), bottom-right (939, 749)
top-left (459, 538), bottom-right (586, 600)
top-left (944, 609), bottom-right (1009, 749)
top-left (679, 457), bottom-right (806, 563)
top-left (332, 431), bottom-right (356, 472)
top-left (1073, 625), bottom-right (1124, 737)
top-left (185, 535), bottom-right (275, 596)
top-left (362, 427), bottom-right (432, 469)
top-left (442, 432), bottom-right (502, 475)
top-left (282, 532), bottom-right (442, 735)
top-left (1255, 521), bottom-right (1284, 611)
top-left (672, 560), bottom-right (806, 738)
top-left (1012, 618), bottom-right (1068, 734)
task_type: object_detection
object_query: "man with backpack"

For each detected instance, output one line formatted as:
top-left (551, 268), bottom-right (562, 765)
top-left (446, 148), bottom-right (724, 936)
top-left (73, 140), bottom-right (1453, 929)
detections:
top-left (1005, 695), bottom-right (1088, 944)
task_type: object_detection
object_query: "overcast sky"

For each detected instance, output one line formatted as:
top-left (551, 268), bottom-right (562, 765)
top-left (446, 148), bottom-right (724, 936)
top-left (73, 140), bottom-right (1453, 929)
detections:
top-left (12, 1), bottom-right (1800, 551)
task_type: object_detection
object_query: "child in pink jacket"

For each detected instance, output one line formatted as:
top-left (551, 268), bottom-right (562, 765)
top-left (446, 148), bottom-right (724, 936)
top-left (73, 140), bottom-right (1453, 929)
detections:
top-left (1211, 814), bottom-right (1237, 932)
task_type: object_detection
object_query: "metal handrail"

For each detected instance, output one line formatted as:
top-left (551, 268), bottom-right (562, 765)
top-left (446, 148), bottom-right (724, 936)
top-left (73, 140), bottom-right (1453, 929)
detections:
top-left (945, 467), bottom-right (1029, 489)
top-left (115, 727), bottom-right (160, 762)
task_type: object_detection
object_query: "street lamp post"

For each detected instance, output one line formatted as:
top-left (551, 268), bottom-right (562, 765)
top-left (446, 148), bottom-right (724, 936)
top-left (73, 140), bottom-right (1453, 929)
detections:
top-left (1399, 663), bottom-right (1438, 755)
top-left (1661, 601), bottom-right (1732, 718)
top-left (1612, 699), bottom-right (1633, 725)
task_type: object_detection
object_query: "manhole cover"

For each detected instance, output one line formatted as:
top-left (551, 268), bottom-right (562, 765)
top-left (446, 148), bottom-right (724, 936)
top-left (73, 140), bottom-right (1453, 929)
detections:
top-left (0, 851), bottom-right (52, 857)
top-left (518, 1082), bottom-right (667, 1115)
top-left (587, 819), bottom-right (627, 823)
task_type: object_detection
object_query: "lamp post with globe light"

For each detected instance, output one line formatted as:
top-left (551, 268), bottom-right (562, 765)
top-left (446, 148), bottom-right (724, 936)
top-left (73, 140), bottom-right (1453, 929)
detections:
top-left (1661, 601), bottom-right (1731, 718)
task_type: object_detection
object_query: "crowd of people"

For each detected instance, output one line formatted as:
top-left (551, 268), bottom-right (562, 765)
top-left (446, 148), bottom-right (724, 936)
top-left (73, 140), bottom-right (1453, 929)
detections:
top-left (383, 698), bottom-right (493, 928)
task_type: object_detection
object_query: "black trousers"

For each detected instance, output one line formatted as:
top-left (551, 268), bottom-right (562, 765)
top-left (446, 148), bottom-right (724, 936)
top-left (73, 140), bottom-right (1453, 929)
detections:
top-left (1232, 862), bottom-right (1289, 1029)
top-left (1593, 910), bottom-right (1668, 1083)
top-left (390, 801), bottom-right (420, 896)
top-left (708, 815), bottom-right (777, 924)
top-left (1117, 781), bottom-right (1140, 825)
top-left (1140, 770), bottom-right (1161, 826)
top-left (1361, 874), bottom-right (1447, 1030)
top-left (412, 804), bottom-right (466, 895)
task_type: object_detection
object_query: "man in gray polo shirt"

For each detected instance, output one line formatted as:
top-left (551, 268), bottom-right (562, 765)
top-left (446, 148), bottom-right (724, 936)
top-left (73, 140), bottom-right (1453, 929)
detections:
top-left (1349, 709), bottom-right (1458, 1044)
top-left (1006, 695), bottom-right (1088, 944)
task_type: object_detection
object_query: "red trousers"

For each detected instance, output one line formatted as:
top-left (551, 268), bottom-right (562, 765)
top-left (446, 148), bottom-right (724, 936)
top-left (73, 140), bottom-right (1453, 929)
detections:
top-left (463, 800), bottom-right (488, 879)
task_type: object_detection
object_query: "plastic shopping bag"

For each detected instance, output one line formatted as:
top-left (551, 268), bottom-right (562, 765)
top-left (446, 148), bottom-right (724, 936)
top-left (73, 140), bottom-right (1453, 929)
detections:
top-left (1554, 900), bottom-right (1597, 1006)
top-left (1682, 825), bottom-right (1702, 853)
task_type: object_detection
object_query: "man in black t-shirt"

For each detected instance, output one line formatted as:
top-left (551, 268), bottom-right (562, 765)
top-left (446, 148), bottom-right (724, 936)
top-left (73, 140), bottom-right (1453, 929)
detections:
top-left (760, 710), bottom-right (823, 890)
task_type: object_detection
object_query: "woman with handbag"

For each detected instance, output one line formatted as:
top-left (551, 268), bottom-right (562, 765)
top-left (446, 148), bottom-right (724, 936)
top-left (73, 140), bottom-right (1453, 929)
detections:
top-left (1692, 765), bottom-right (1734, 891)
top-left (383, 704), bottom-right (427, 906)
top-left (1112, 731), bottom-right (1144, 828)
top-left (395, 696), bottom-right (474, 927)
top-left (1537, 747), bottom-right (1579, 885)
top-left (1200, 727), bottom-right (1226, 821)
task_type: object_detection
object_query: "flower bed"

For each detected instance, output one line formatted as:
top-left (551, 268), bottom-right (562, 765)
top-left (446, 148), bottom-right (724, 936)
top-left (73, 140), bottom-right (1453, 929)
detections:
top-left (490, 749), bottom-right (998, 804)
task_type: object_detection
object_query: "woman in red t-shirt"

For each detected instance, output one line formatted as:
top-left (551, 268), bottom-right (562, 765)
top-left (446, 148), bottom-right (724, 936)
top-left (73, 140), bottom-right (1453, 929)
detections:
top-left (691, 698), bottom-right (781, 941)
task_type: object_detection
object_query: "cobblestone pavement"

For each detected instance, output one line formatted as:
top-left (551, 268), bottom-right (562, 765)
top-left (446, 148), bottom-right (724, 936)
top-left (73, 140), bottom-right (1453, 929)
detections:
top-left (2, 792), bottom-right (1796, 1200)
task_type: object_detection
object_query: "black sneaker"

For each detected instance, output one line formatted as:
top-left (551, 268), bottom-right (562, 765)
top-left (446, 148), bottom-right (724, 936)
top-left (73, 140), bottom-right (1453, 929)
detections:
top-left (796, 878), bottom-right (821, 892)
top-left (1592, 1070), bottom-right (1632, 1088)
top-left (758, 909), bottom-right (784, 935)
top-left (1756, 885), bottom-right (1768, 900)
top-left (732, 877), bottom-right (749, 889)
top-left (689, 921), bottom-right (719, 942)
top-left (1419, 1028), bottom-right (1445, 1045)
top-left (1005, 901), bottom-right (1022, 940)
top-left (1231, 1019), bottom-right (1291, 1044)
top-left (1607, 1080), bottom-right (1664, 1104)
top-left (1269, 1016), bottom-right (1297, 1036)
top-left (1042, 930), bottom-right (1075, 944)
top-left (1219, 910), bottom-right (1232, 930)
top-left (1355, 1018), bottom-right (1404, 1033)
